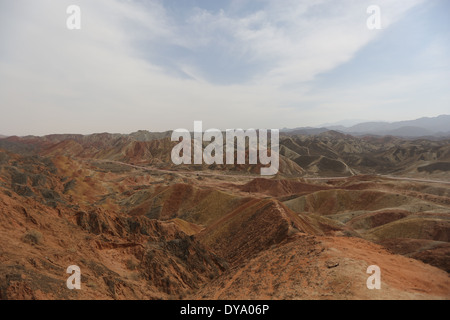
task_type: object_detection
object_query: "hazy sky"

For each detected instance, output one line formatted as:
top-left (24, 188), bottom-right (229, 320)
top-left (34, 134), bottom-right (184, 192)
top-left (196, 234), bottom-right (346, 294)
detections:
top-left (0, 0), bottom-right (449, 135)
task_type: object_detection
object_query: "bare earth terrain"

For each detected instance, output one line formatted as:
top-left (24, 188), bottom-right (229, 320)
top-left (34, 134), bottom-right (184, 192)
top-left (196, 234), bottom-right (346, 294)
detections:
top-left (0, 132), bottom-right (449, 299)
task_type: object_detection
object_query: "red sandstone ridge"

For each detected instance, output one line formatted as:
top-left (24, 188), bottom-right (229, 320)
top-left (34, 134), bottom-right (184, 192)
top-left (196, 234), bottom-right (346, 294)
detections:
top-left (191, 234), bottom-right (450, 300)
top-left (197, 199), bottom-right (321, 266)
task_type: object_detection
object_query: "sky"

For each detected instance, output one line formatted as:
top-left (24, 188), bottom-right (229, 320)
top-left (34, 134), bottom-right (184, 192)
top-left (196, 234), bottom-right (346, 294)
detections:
top-left (0, 0), bottom-right (449, 136)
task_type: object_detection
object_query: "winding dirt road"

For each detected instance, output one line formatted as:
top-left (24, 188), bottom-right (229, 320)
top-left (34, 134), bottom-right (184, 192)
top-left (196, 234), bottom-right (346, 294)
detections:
top-left (90, 159), bottom-right (450, 185)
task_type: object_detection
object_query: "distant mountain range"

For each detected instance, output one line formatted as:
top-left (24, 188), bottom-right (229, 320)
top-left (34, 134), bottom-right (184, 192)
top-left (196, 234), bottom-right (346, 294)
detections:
top-left (2, 115), bottom-right (449, 139)
top-left (283, 115), bottom-right (450, 138)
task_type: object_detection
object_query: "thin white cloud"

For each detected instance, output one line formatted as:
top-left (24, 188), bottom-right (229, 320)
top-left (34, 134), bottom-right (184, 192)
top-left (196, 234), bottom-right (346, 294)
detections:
top-left (180, 0), bottom-right (427, 86)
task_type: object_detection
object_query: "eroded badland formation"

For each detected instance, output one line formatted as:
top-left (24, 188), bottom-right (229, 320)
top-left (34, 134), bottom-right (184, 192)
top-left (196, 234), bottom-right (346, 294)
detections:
top-left (0, 131), bottom-right (449, 299)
